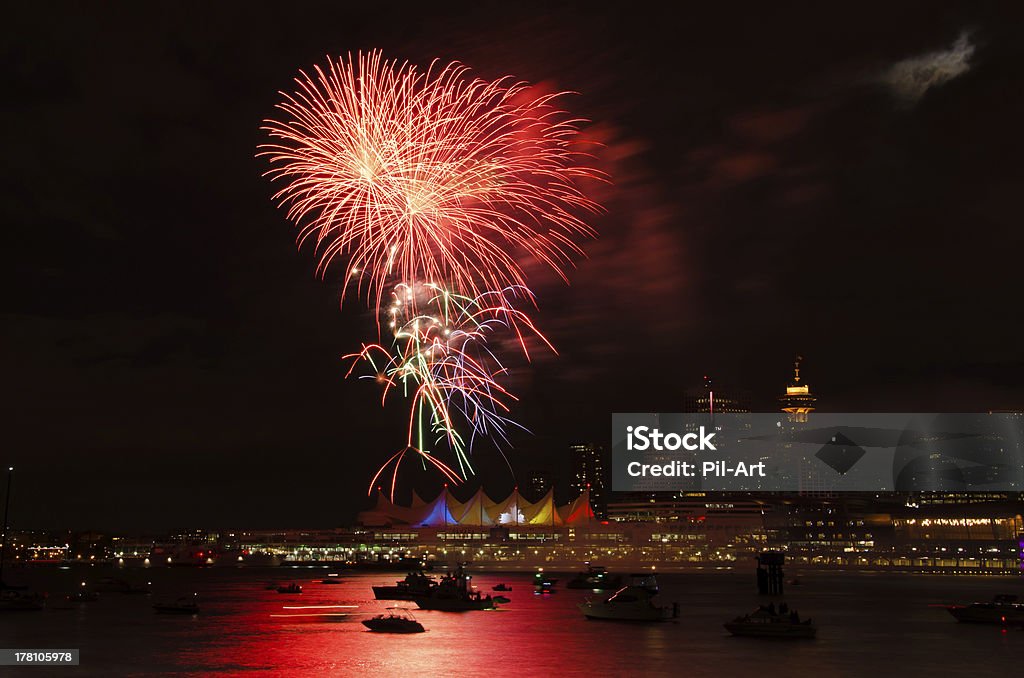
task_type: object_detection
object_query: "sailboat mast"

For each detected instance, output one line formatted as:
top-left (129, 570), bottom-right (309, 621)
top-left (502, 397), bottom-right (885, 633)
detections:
top-left (0, 467), bottom-right (12, 585)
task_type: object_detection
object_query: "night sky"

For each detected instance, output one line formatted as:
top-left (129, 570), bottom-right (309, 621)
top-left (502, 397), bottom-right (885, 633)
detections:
top-left (4, 3), bottom-right (1023, 530)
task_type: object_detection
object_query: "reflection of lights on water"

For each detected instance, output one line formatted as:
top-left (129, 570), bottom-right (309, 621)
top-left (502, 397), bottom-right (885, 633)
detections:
top-left (282, 605), bottom-right (358, 610)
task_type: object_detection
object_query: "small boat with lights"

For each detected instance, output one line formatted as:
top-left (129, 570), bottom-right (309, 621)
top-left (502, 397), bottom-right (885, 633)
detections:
top-left (567, 564), bottom-right (623, 590)
top-left (947, 595), bottom-right (1024, 625)
top-left (578, 574), bottom-right (677, 622)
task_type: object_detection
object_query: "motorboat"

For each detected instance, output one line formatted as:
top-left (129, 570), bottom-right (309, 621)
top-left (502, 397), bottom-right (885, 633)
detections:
top-left (534, 569), bottom-right (557, 594)
top-left (0, 588), bottom-right (44, 611)
top-left (154, 595), bottom-right (200, 614)
top-left (947, 595), bottom-right (1024, 625)
top-left (533, 570), bottom-right (558, 587)
top-left (67, 582), bottom-right (98, 602)
top-left (567, 564), bottom-right (623, 590)
top-left (578, 574), bottom-right (677, 622)
top-left (363, 609), bottom-right (425, 633)
top-left (373, 570), bottom-right (438, 600)
top-left (277, 583), bottom-right (302, 594)
top-left (414, 565), bottom-right (495, 611)
top-left (492, 583), bottom-right (511, 592)
top-left (725, 606), bottom-right (817, 639)
top-left (96, 577), bottom-right (150, 594)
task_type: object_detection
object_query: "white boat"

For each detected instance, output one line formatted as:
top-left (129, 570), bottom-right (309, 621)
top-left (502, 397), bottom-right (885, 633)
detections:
top-left (578, 574), bottom-right (677, 622)
top-left (947, 595), bottom-right (1024, 625)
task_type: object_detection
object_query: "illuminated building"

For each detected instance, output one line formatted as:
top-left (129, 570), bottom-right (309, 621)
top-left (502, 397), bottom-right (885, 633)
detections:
top-left (683, 375), bottom-right (751, 414)
top-left (779, 355), bottom-right (816, 423)
top-left (528, 469), bottom-right (552, 498)
top-left (570, 443), bottom-right (608, 519)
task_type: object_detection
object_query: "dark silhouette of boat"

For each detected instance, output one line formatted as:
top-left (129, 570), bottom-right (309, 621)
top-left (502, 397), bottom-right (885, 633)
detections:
top-left (414, 565), bottom-right (495, 611)
top-left (0, 588), bottom-right (44, 611)
top-left (567, 564), bottom-right (623, 590)
top-left (154, 595), bottom-right (200, 614)
top-left (0, 468), bottom-right (44, 611)
top-left (373, 570), bottom-right (438, 600)
top-left (725, 603), bottom-right (816, 638)
top-left (276, 583), bottom-right (302, 594)
top-left (534, 569), bottom-right (558, 594)
top-left (947, 595), bottom-right (1024, 625)
top-left (96, 577), bottom-right (151, 594)
top-left (492, 583), bottom-right (511, 592)
top-left (362, 609), bottom-right (425, 633)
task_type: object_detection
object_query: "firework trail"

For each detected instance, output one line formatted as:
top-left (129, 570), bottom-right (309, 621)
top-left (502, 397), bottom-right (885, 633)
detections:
top-left (347, 283), bottom-right (554, 492)
top-left (260, 51), bottom-right (602, 316)
top-left (261, 51), bottom-right (602, 493)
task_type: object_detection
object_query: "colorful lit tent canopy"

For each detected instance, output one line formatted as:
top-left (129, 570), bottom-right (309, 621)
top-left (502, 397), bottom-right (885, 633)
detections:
top-left (487, 487), bottom-right (536, 526)
top-left (357, 488), bottom-right (413, 526)
top-left (526, 488), bottom-right (564, 526)
top-left (559, 488), bottom-right (596, 525)
top-left (357, 487), bottom-right (595, 528)
top-left (455, 488), bottom-right (497, 526)
top-left (406, 486), bottom-right (462, 528)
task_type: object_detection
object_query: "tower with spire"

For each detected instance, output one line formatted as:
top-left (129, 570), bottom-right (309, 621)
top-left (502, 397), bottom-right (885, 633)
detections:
top-left (780, 355), bottom-right (816, 423)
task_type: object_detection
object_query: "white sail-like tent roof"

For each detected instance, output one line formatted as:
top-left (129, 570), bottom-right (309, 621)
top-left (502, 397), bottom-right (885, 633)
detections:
top-left (405, 486), bottom-right (463, 528)
top-left (357, 486), bottom-right (595, 528)
top-left (559, 488), bottom-right (596, 525)
top-left (487, 487), bottom-right (536, 526)
top-left (525, 488), bottom-right (564, 526)
top-left (455, 488), bottom-right (497, 526)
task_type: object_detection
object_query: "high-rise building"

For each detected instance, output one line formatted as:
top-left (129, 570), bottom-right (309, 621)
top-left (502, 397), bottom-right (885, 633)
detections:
top-left (570, 443), bottom-right (607, 519)
top-left (780, 355), bottom-right (816, 423)
top-left (683, 375), bottom-right (751, 414)
top-left (527, 469), bottom-right (552, 498)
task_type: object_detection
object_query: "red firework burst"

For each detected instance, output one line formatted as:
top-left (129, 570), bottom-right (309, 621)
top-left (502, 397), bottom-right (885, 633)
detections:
top-left (260, 50), bottom-right (602, 314)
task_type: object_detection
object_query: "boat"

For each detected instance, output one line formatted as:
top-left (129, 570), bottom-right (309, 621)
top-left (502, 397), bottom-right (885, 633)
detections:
top-left (0, 469), bottom-right (44, 612)
top-left (414, 565), bottom-right (495, 611)
top-left (373, 570), bottom-right (438, 600)
top-left (95, 577), bottom-right (150, 594)
top-left (578, 574), bottom-right (678, 622)
top-left (277, 583), bottom-right (302, 594)
top-left (362, 608), bottom-right (426, 633)
top-left (725, 606), bottom-right (817, 639)
top-left (566, 564), bottom-right (623, 590)
top-left (534, 569), bottom-right (557, 594)
top-left (154, 595), bottom-right (200, 614)
top-left (68, 582), bottom-right (98, 602)
top-left (533, 570), bottom-right (558, 587)
top-left (947, 595), bottom-right (1024, 625)
top-left (492, 583), bottom-right (511, 592)
top-left (0, 588), bottom-right (45, 611)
